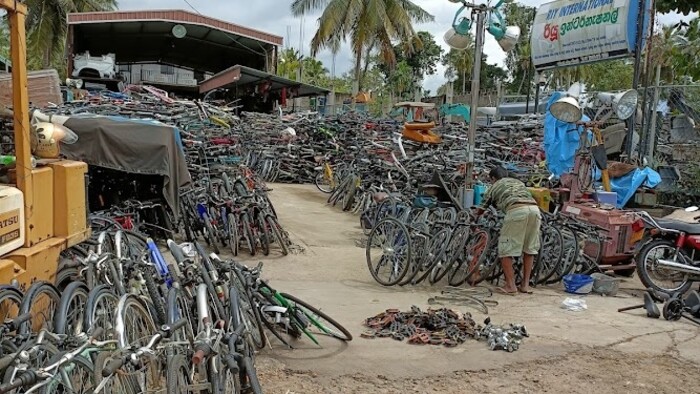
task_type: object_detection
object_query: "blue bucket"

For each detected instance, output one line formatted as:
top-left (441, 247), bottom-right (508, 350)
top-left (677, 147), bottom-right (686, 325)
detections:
top-left (563, 274), bottom-right (594, 294)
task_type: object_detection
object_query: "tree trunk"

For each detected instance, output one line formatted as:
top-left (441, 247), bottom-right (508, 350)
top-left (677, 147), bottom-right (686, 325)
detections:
top-left (352, 52), bottom-right (362, 110)
top-left (462, 67), bottom-right (467, 95)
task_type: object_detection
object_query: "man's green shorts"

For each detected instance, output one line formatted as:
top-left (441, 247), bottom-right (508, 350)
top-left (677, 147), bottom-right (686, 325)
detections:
top-left (498, 205), bottom-right (542, 258)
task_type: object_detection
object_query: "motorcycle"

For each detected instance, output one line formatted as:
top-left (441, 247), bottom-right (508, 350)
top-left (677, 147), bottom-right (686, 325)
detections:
top-left (635, 206), bottom-right (700, 294)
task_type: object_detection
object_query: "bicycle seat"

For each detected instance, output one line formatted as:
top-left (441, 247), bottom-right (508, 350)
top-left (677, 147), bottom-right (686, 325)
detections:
top-left (655, 219), bottom-right (700, 235)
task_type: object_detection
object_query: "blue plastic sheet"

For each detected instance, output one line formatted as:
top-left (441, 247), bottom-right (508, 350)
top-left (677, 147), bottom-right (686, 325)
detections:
top-left (594, 167), bottom-right (661, 208)
top-left (543, 92), bottom-right (590, 177)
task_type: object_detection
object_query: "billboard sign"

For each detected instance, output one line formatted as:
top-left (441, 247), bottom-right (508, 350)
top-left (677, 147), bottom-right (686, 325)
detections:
top-left (531, 0), bottom-right (649, 71)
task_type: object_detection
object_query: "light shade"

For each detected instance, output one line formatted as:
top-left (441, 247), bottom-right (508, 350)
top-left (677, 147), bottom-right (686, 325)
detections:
top-left (550, 96), bottom-right (582, 123)
top-left (599, 90), bottom-right (638, 120)
top-left (444, 28), bottom-right (472, 50)
top-left (497, 26), bottom-right (521, 52)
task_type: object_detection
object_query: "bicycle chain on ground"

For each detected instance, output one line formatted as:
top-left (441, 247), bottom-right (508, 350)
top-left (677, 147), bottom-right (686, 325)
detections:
top-left (362, 306), bottom-right (528, 351)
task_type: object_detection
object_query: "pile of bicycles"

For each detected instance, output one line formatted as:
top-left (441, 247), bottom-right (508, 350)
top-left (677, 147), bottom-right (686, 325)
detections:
top-left (362, 196), bottom-right (610, 288)
top-left (0, 219), bottom-right (351, 393)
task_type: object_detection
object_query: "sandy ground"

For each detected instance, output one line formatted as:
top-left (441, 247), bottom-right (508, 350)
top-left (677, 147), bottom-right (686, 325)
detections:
top-left (232, 183), bottom-right (700, 393)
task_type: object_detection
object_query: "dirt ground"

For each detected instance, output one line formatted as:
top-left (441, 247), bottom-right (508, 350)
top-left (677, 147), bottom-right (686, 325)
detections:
top-left (234, 183), bottom-right (700, 394)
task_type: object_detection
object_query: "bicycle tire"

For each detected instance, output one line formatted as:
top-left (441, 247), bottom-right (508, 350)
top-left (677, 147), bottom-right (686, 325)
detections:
top-left (241, 356), bottom-right (262, 394)
top-left (342, 178), bottom-right (358, 212)
top-left (314, 172), bottom-right (332, 193)
top-left (240, 212), bottom-right (256, 256)
top-left (229, 270), bottom-right (266, 349)
top-left (266, 215), bottom-right (289, 256)
top-left (0, 287), bottom-right (22, 323)
top-left (256, 213), bottom-right (270, 256)
top-left (280, 292), bottom-right (353, 341)
top-left (84, 285), bottom-right (119, 340)
top-left (116, 294), bottom-right (157, 350)
top-left (166, 287), bottom-right (195, 344)
top-left (230, 275), bottom-right (265, 349)
top-left (430, 226), bottom-right (466, 284)
top-left (143, 266), bottom-right (167, 326)
top-left (54, 281), bottom-right (89, 337)
top-left (227, 212), bottom-right (239, 256)
top-left (463, 230), bottom-right (491, 286)
top-left (166, 354), bottom-right (193, 394)
top-left (18, 282), bottom-right (61, 336)
top-left (203, 214), bottom-right (221, 254)
top-left (547, 224), bottom-right (579, 284)
top-left (535, 224), bottom-right (564, 284)
top-left (412, 228), bottom-right (451, 285)
top-left (366, 217), bottom-right (412, 286)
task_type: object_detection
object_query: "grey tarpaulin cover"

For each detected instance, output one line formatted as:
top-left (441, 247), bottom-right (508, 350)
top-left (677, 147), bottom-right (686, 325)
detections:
top-left (61, 115), bottom-right (191, 218)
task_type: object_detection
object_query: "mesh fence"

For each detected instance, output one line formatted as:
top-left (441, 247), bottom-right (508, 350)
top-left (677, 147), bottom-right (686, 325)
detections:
top-left (638, 84), bottom-right (700, 205)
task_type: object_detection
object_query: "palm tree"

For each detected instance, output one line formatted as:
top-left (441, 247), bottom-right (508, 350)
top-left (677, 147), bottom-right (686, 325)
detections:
top-left (302, 58), bottom-right (329, 86)
top-left (291, 0), bottom-right (434, 104)
top-left (443, 44), bottom-right (475, 95)
top-left (25, 0), bottom-right (117, 70)
top-left (278, 48), bottom-right (303, 81)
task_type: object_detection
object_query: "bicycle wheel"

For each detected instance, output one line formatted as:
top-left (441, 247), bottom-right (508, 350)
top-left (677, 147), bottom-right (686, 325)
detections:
top-left (54, 281), bottom-right (89, 337)
top-left (166, 287), bottom-right (195, 345)
top-left (19, 282), bottom-right (61, 336)
top-left (463, 230), bottom-right (492, 285)
top-left (240, 212), bottom-right (256, 256)
top-left (0, 287), bottom-right (22, 324)
top-left (256, 214), bottom-right (270, 256)
top-left (280, 292), bottom-right (353, 341)
top-left (227, 212), bottom-right (239, 256)
top-left (430, 226), bottom-right (468, 284)
top-left (547, 224), bottom-right (579, 284)
top-left (366, 217), bottom-right (412, 286)
top-left (266, 215), bottom-right (289, 256)
top-left (314, 172), bottom-right (333, 193)
top-left (534, 224), bottom-right (564, 284)
top-left (84, 285), bottom-right (119, 340)
top-left (412, 228), bottom-right (451, 285)
top-left (166, 355), bottom-right (193, 394)
top-left (116, 294), bottom-right (157, 350)
top-left (203, 213), bottom-right (221, 254)
top-left (230, 275), bottom-right (265, 349)
top-left (39, 353), bottom-right (95, 394)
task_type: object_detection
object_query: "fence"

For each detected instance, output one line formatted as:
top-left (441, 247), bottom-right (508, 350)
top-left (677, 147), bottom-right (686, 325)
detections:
top-left (637, 84), bottom-right (700, 204)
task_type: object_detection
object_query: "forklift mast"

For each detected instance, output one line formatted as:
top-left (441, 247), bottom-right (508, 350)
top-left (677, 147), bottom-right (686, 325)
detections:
top-left (2, 0), bottom-right (33, 226)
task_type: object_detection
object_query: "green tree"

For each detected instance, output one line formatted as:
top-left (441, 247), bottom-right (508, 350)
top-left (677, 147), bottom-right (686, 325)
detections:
top-left (377, 31), bottom-right (443, 101)
top-left (24, 0), bottom-right (117, 70)
top-left (0, 19), bottom-right (9, 61)
top-left (291, 0), bottom-right (434, 103)
top-left (302, 58), bottom-right (329, 86)
top-left (503, 3), bottom-right (536, 94)
top-left (278, 48), bottom-right (303, 81)
top-left (655, 0), bottom-right (698, 15)
top-left (442, 44), bottom-right (474, 95)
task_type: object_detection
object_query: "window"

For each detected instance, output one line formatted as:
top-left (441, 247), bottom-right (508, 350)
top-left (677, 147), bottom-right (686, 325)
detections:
top-left (160, 64), bottom-right (175, 75)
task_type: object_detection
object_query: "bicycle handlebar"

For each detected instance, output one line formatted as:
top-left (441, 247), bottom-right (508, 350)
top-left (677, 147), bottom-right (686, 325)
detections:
top-left (102, 318), bottom-right (187, 377)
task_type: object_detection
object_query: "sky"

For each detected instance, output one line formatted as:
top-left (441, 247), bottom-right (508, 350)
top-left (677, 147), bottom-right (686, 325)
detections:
top-left (116, 0), bottom-right (697, 92)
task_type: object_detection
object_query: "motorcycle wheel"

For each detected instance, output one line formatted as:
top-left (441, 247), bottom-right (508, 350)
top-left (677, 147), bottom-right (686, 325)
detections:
top-left (636, 239), bottom-right (693, 294)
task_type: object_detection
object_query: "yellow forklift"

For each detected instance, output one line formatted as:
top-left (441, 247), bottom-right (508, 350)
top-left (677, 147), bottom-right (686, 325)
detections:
top-left (0, 0), bottom-right (89, 288)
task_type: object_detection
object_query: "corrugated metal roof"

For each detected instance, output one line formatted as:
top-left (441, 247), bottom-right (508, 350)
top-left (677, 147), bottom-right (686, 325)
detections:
top-left (67, 9), bottom-right (283, 46)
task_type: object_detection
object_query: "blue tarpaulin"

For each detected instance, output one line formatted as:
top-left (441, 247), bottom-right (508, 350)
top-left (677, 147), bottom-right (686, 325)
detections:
top-left (543, 92), bottom-right (590, 177)
top-left (594, 167), bottom-right (661, 208)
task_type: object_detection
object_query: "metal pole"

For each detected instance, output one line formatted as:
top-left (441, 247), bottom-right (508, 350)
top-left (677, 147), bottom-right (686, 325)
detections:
top-left (646, 64), bottom-right (661, 163)
top-left (625, 0), bottom-right (647, 158)
top-left (533, 73), bottom-right (541, 115)
top-left (465, 9), bottom-right (485, 189)
top-left (525, 63), bottom-right (532, 113)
